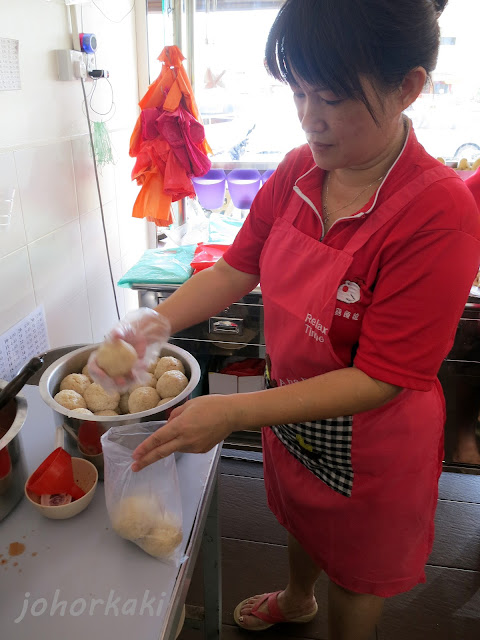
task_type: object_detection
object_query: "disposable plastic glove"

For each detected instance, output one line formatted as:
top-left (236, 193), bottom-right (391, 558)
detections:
top-left (88, 308), bottom-right (171, 393)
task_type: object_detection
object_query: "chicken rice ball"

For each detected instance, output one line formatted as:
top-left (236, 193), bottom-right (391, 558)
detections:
top-left (128, 387), bottom-right (160, 413)
top-left (118, 393), bottom-right (130, 414)
top-left (129, 373), bottom-right (157, 391)
top-left (156, 370), bottom-right (188, 399)
top-left (140, 520), bottom-right (183, 558)
top-left (96, 339), bottom-right (138, 378)
top-left (54, 389), bottom-right (87, 411)
top-left (154, 356), bottom-right (185, 380)
top-left (82, 364), bottom-right (93, 382)
top-left (71, 407), bottom-right (93, 415)
top-left (60, 373), bottom-right (91, 395)
top-left (84, 383), bottom-right (120, 412)
top-left (112, 496), bottom-right (159, 541)
top-left (157, 396), bottom-right (175, 406)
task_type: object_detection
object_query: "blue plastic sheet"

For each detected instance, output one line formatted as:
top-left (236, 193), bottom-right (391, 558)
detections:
top-left (117, 245), bottom-right (197, 287)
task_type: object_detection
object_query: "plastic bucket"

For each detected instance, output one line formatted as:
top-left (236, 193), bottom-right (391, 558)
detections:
top-left (192, 169), bottom-right (227, 210)
top-left (226, 169), bottom-right (262, 210)
top-left (261, 169), bottom-right (275, 185)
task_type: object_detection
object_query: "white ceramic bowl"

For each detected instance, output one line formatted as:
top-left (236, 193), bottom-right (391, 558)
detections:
top-left (24, 457), bottom-right (98, 520)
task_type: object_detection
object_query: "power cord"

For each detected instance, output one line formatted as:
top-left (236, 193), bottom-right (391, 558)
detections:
top-left (80, 76), bottom-right (121, 322)
top-left (91, 0), bottom-right (136, 24)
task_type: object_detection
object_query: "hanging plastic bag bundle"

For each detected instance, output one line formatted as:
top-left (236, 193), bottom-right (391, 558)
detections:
top-left (129, 45), bottom-right (212, 226)
top-left (101, 422), bottom-right (183, 565)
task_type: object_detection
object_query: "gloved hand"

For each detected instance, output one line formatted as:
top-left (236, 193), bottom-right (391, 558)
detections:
top-left (88, 308), bottom-right (171, 393)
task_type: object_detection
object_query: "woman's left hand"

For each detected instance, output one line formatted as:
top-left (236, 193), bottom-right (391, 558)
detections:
top-left (131, 395), bottom-right (236, 471)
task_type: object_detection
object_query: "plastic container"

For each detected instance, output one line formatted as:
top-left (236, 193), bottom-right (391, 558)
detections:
top-left (0, 383), bottom-right (28, 522)
top-left (261, 169), bottom-right (275, 185)
top-left (26, 447), bottom-right (85, 499)
top-left (226, 169), bottom-right (262, 209)
top-left (192, 169), bottom-right (227, 210)
top-left (25, 458), bottom-right (98, 520)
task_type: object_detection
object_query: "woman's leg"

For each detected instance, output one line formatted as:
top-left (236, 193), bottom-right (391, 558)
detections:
top-left (328, 580), bottom-right (384, 640)
top-left (236, 533), bottom-right (321, 630)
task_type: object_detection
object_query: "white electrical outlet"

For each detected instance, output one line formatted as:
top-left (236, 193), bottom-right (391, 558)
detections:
top-left (85, 53), bottom-right (95, 73)
top-left (55, 49), bottom-right (86, 81)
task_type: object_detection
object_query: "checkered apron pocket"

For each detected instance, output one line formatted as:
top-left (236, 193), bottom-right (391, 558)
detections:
top-left (271, 417), bottom-right (354, 497)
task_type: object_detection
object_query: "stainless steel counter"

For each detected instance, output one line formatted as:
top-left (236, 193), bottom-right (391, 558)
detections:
top-left (0, 385), bottom-right (222, 639)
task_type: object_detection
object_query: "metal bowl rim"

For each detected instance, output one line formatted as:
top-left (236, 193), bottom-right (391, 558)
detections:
top-left (0, 380), bottom-right (28, 449)
top-left (38, 343), bottom-right (201, 421)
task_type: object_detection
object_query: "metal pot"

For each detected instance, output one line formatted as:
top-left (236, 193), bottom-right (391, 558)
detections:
top-left (39, 343), bottom-right (201, 477)
top-left (0, 382), bottom-right (28, 521)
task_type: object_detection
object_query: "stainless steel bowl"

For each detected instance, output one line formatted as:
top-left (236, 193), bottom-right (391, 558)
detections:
top-left (0, 382), bottom-right (28, 521)
top-left (39, 344), bottom-right (201, 475)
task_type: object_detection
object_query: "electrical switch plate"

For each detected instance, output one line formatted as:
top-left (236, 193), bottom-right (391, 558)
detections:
top-left (55, 49), bottom-right (86, 81)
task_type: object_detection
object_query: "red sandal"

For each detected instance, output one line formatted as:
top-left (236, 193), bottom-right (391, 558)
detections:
top-left (233, 591), bottom-right (318, 631)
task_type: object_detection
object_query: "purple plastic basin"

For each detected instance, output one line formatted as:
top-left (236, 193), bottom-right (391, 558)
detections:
top-left (192, 169), bottom-right (227, 210)
top-left (226, 169), bottom-right (262, 210)
top-left (261, 169), bottom-right (275, 185)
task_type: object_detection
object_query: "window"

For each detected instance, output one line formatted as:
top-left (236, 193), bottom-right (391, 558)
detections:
top-left (190, 0), bottom-right (304, 163)
top-left (409, 0), bottom-right (480, 163)
top-left (146, 0), bottom-right (480, 165)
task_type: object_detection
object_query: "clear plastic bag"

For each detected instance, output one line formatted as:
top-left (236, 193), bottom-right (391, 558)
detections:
top-left (88, 308), bottom-right (171, 393)
top-left (101, 422), bottom-right (183, 566)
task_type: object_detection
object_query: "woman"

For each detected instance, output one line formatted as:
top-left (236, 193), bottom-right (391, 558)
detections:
top-left (95, 1), bottom-right (480, 637)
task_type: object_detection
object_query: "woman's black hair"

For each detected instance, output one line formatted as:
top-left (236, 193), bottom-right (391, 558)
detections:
top-left (265, 0), bottom-right (449, 119)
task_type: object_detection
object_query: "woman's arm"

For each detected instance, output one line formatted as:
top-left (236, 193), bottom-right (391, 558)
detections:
top-left (228, 366), bottom-right (401, 430)
top-left (131, 367), bottom-right (402, 467)
top-left (154, 257), bottom-right (260, 334)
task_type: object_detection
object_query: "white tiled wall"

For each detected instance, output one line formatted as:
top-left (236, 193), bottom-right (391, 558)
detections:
top-left (0, 136), bottom-right (146, 350)
top-left (0, 0), bottom-right (149, 352)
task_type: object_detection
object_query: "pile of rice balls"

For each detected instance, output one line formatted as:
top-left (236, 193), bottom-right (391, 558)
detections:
top-left (53, 345), bottom-right (189, 417)
top-left (112, 495), bottom-right (182, 559)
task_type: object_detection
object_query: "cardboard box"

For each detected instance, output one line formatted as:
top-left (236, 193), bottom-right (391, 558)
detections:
top-left (208, 372), bottom-right (264, 395)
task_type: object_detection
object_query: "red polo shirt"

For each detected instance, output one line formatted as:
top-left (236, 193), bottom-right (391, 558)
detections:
top-left (466, 167), bottom-right (480, 204)
top-left (223, 129), bottom-right (480, 390)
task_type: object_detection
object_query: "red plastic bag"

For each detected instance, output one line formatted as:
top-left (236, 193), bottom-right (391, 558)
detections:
top-left (190, 243), bottom-right (230, 272)
top-left (219, 359), bottom-right (265, 377)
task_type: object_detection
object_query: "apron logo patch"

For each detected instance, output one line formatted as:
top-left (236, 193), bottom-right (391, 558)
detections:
top-left (337, 281), bottom-right (361, 304)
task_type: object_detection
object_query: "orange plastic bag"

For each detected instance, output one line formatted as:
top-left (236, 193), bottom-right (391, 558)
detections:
top-left (129, 46), bottom-right (212, 226)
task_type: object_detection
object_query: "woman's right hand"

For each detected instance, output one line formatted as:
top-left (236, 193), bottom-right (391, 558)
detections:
top-left (88, 308), bottom-right (171, 392)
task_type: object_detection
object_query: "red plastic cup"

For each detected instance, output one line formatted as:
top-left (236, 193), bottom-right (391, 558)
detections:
top-left (26, 448), bottom-right (85, 499)
top-left (78, 421), bottom-right (102, 456)
top-left (0, 447), bottom-right (11, 479)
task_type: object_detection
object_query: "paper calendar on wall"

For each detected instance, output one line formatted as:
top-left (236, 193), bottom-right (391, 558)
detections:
top-left (0, 38), bottom-right (21, 91)
top-left (0, 307), bottom-right (49, 381)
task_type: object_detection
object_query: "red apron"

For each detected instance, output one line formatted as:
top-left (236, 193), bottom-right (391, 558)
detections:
top-left (259, 166), bottom-right (453, 597)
